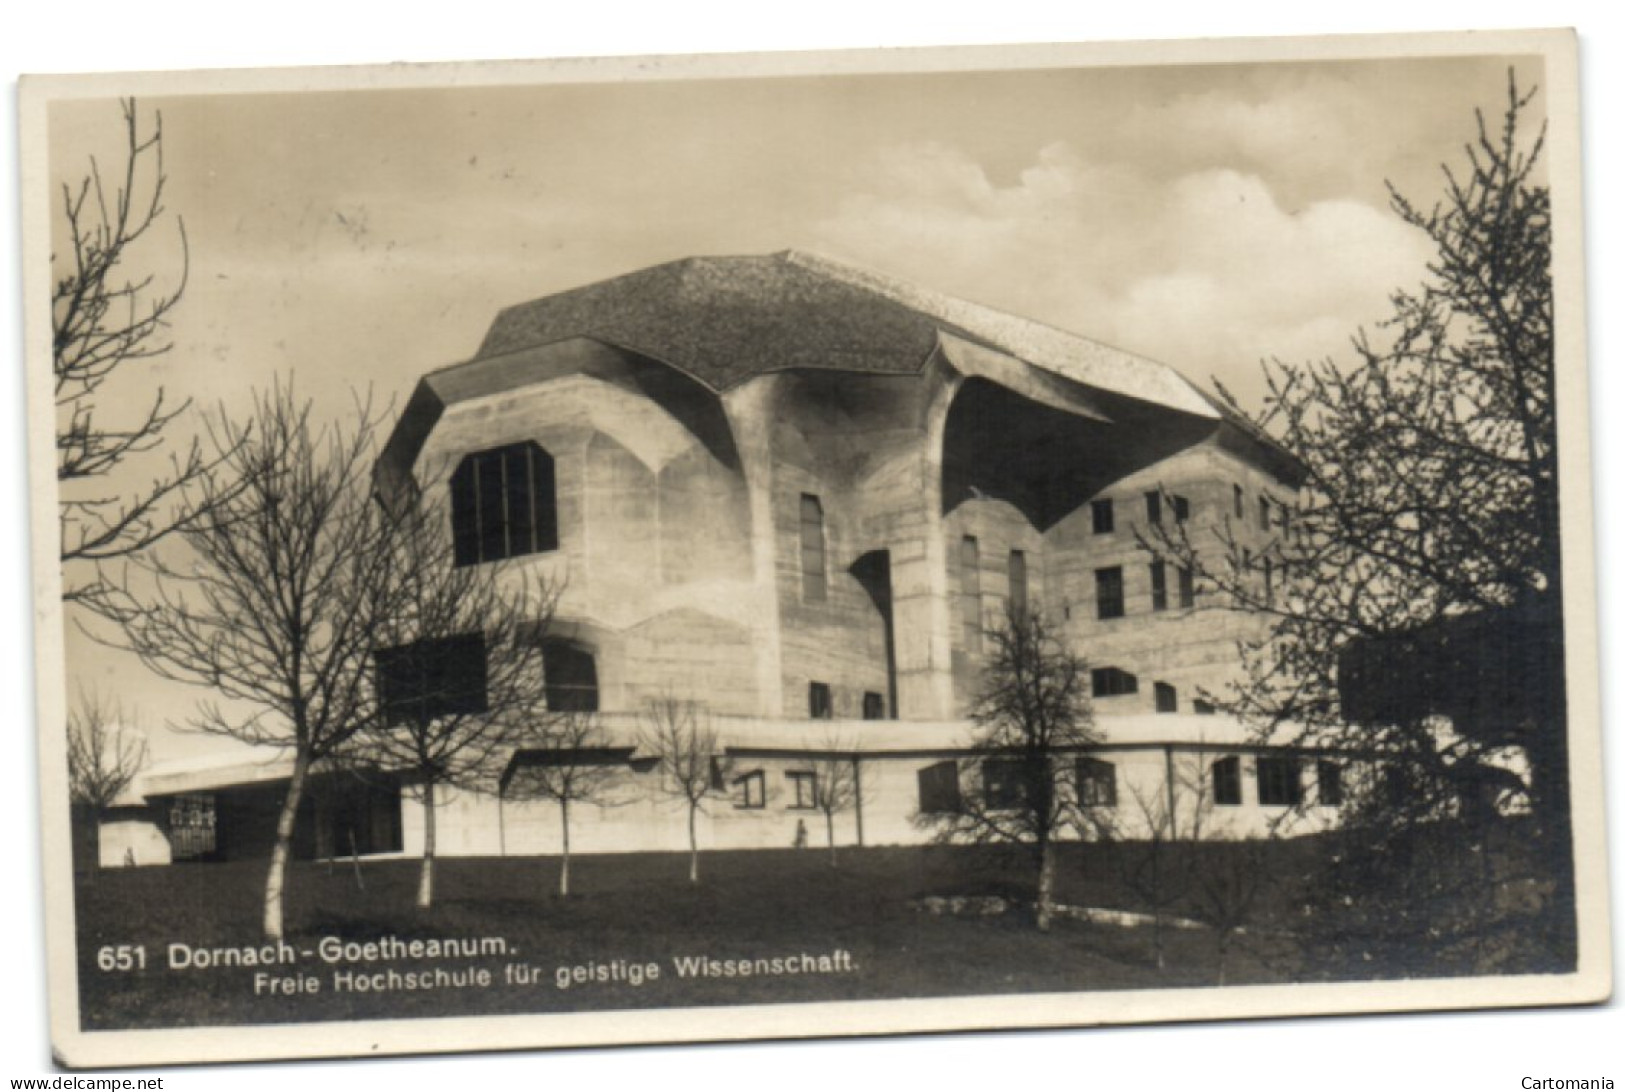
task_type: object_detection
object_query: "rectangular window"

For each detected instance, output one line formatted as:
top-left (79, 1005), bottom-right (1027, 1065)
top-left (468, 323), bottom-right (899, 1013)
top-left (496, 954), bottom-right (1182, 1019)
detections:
top-left (1145, 490), bottom-right (1162, 526)
top-left (917, 761), bottom-right (961, 814)
top-left (375, 633), bottom-right (489, 725)
top-left (862, 691), bottom-right (886, 720)
top-left (1172, 495), bottom-right (1190, 523)
top-left (800, 494), bottom-right (827, 602)
top-left (1317, 760), bottom-right (1343, 807)
top-left (961, 536), bottom-right (982, 652)
top-left (1212, 756), bottom-right (1242, 806)
top-left (1150, 560), bottom-right (1168, 612)
top-left (808, 681), bottom-right (833, 719)
top-left (734, 770), bottom-right (765, 809)
top-left (1259, 495), bottom-right (1271, 531)
top-left (1193, 698), bottom-right (1217, 715)
top-left (1076, 757), bottom-right (1117, 808)
top-left (1233, 483), bottom-right (1244, 519)
top-left (1257, 756), bottom-right (1304, 807)
top-left (1095, 566), bottom-right (1124, 620)
top-left (982, 759), bottom-right (1025, 809)
top-left (1154, 681), bottom-right (1178, 714)
top-left (1091, 667), bottom-right (1138, 697)
top-left (1007, 549), bottom-right (1028, 620)
top-left (1091, 498), bottom-right (1114, 534)
top-left (1178, 565), bottom-right (1195, 609)
top-left (786, 771), bottom-right (818, 810)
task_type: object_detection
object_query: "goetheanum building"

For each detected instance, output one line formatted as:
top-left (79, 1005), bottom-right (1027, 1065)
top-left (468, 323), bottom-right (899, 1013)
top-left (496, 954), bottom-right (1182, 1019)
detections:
top-left (105, 251), bottom-right (1342, 866)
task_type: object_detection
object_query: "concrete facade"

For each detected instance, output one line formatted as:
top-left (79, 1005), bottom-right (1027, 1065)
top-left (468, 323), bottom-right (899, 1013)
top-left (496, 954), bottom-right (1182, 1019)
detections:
top-left (114, 252), bottom-right (1339, 866)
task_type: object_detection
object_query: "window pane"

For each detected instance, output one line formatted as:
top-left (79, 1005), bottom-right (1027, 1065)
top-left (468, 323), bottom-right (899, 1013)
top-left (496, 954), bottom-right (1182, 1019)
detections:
top-left (1150, 561), bottom-right (1167, 611)
top-left (1154, 681), bottom-right (1178, 713)
top-left (1091, 498), bottom-right (1114, 534)
top-left (809, 681), bottom-right (832, 719)
top-left (1095, 566), bottom-right (1124, 620)
top-left (450, 459), bottom-right (479, 566)
top-left (961, 536), bottom-right (982, 651)
top-left (477, 451), bottom-right (507, 562)
top-left (1145, 491), bottom-right (1162, 525)
top-left (542, 641), bottom-right (598, 712)
top-left (1213, 757), bottom-right (1242, 806)
top-left (800, 494), bottom-right (826, 602)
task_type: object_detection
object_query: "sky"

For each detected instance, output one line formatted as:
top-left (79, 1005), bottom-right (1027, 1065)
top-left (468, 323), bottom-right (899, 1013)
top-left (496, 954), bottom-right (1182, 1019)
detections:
top-left (42, 50), bottom-right (1549, 765)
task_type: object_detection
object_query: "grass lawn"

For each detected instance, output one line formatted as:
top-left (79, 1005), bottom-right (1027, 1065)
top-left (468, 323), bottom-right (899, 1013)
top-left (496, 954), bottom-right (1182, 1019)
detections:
top-left (74, 844), bottom-right (1303, 1030)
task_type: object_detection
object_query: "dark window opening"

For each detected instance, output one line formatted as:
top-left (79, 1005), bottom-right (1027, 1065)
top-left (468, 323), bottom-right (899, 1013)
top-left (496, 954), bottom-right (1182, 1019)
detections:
top-left (982, 759), bottom-right (1026, 810)
top-left (961, 536), bottom-right (982, 652)
top-left (1091, 666), bottom-right (1138, 698)
top-left (1213, 756), bottom-right (1242, 806)
top-left (917, 760), bottom-right (961, 814)
top-left (1096, 566), bottom-right (1125, 620)
top-left (808, 681), bottom-right (833, 720)
top-left (787, 771), bottom-right (818, 810)
top-left (1259, 495), bottom-right (1272, 531)
top-left (734, 770), bottom-right (765, 809)
top-left (1145, 491), bottom-right (1162, 526)
top-left (1233, 483), bottom-right (1244, 519)
top-left (862, 691), bottom-right (886, 720)
top-left (164, 793), bottom-right (217, 861)
top-left (541, 640), bottom-right (598, 713)
top-left (1154, 681), bottom-right (1178, 714)
top-left (450, 443), bottom-right (557, 566)
top-left (1178, 566), bottom-right (1195, 609)
top-left (708, 757), bottom-right (727, 793)
top-left (1173, 495), bottom-right (1190, 523)
top-left (800, 494), bottom-right (827, 602)
top-left (1193, 698), bottom-right (1217, 715)
top-left (1007, 549), bottom-right (1029, 620)
top-left (376, 633), bottom-right (489, 725)
top-left (1150, 561), bottom-right (1168, 612)
top-left (1258, 756), bottom-right (1304, 807)
top-left (1076, 757), bottom-right (1117, 808)
top-left (1091, 498), bottom-right (1114, 534)
top-left (1317, 759), bottom-right (1343, 807)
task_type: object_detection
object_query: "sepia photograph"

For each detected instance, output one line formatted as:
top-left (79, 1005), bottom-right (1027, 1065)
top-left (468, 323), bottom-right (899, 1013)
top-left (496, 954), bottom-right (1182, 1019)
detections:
top-left (12, 22), bottom-right (1613, 1073)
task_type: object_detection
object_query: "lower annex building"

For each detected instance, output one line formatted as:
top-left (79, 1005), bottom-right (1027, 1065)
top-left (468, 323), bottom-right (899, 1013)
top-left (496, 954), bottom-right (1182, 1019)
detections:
top-left (99, 251), bottom-right (1347, 867)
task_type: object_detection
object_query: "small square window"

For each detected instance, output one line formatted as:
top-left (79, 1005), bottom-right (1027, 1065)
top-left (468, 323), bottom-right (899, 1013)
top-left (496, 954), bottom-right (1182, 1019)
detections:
top-left (809, 682), bottom-right (833, 719)
top-left (862, 691), bottom-right (886, 720)
top-left (787, 770), bottom-right (818, 810)
top-left (1076, 758), bottom-right (1117, 808)
top-left (1091, 498), bottom-right (1115, 534)
top-left (917, 760), bottom-right (961, 814)
top-left (1172, 495), bottom-right (1190, 523)
top-left (734, 770), bottom-right (766, 809)
top-left (1154, 681), bottom-right (1178, 714)
top-left (1193, 698), bottom-right (1217, 715)
top-left (1095, 567), bottom-right (1125, 620)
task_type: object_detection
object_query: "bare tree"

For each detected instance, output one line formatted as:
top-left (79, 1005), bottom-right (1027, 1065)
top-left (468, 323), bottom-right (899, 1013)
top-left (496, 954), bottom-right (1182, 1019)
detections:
top-left (918, 608), bottom-right (1099, 931)
top-left (801, 736), bottom-right (864, 868)
top-left (94, 386), bottom-right (393, 939)
top-left (639, 697), bottom-right (730, 884)
top-left (347, 500), bottom-right (563, 909)
top-left (1141, 73), bottom-right (1570, 963)
top-left (53, 98), bottom-right (231, 606)
top-left (66, 689), bottom-right (148, 871)
top-left (502, 712), bottom-right (626, 898)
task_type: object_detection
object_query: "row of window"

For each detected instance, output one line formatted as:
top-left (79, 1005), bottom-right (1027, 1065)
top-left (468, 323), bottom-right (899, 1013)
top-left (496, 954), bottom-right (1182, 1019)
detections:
top-left (1090, 485), bottom-right (1288, 539)
top-left (1096, 562), bottom-right (1194, 620)
top-left (807, 681), bottom-right (888, 720)
top-left (916, 754), bottom-right (1342, 813)
top-left (1087, 668), bottom-right (1214, 714)
top-left (732, 768), bottom-right (819, 810)
top-left (374, 634), bottom-right (600, 721)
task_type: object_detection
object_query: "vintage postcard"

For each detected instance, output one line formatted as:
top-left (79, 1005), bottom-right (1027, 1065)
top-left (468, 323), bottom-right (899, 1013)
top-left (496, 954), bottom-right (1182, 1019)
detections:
top-left (18, 27), bottom-right (1609, 1069)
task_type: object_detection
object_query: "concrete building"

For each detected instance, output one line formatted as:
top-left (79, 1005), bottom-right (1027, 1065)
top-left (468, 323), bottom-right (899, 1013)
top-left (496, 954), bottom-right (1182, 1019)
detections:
top-left (107, 252), bottom-right (1343, 867)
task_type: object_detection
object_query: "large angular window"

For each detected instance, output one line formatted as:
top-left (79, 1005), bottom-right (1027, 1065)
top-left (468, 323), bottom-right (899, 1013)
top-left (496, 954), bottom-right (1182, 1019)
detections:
top-left (1091, 666), bottom-right (1138, 698)
top-left (800, 494), bottom-right (827, 602)
top-left (541, 640), bottom-right (598, 713)
top-left (450, 443), bottom-right (558, 566)
top-left (375, 633), bottom-right (488, 725)
top-left (917, 760), bottom-right (962, 814)
top-left (1257, 756), bottom-right (1304, 807)
top-left (1076, 757), bottom-right (1117, 808)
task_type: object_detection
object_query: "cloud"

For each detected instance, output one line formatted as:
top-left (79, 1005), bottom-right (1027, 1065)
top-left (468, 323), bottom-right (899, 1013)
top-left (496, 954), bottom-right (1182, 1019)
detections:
top-left (815, 140), bottom-right (1434, 405)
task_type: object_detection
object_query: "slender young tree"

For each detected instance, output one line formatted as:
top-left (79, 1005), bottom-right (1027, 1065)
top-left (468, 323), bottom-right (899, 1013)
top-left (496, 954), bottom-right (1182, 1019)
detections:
top-left (53, 98), bottom-right (235, 606)
top-left (350, 500), bottom-right (562, 909)
top-left (94, 386), bottom-right (393, 939)
top-left (802, 736), bottom-right (863, 869)
top-left (502, 712), bottom-right (625, 898)
top-left (918, 608), bottom-right (1098, 931)
top-left (639, 697), bottom-right (731, 884)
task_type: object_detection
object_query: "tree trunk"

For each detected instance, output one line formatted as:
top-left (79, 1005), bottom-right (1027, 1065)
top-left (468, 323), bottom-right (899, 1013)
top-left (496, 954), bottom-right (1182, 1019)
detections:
top-left (825, 810), bottom-right (838, 868)
top-left (1035, 838), bottom-right (1056, 932)
top-left (417, 780), bottom-right (436, 909)
top-left (687, 803), bottom-right (699, 884)
top-left (263, 749), bottom-right (311, 941)
top-left (558, 798), bottom-right (571, 898)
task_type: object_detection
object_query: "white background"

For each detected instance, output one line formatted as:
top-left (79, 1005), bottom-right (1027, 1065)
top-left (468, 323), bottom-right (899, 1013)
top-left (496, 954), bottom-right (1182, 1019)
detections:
top-left (3, 3), bottom-right (1620, 1088)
